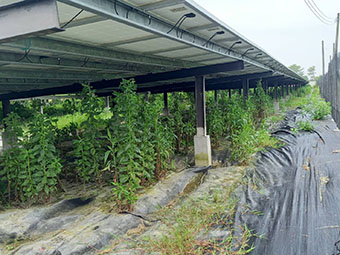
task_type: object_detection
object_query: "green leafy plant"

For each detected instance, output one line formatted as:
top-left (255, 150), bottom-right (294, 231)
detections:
top-left (26, 114), bottom-right (62, 200)
top-left (0, 113), bottom-right (62, 204)
top-left (105, 80), bottom-right (145, 207)
top-left (207, 93), bottom-right (226, 148)
top-left (170, 92), bottom-right (195, 152)
top-left (73, 84), bottom-right (105, 186)
top-left (297, 120), bottom-right (314, 131)
top-left (104, 80), bottom-right (175, 208)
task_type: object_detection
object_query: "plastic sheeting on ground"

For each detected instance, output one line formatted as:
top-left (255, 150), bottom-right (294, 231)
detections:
top-left (236, 110), bottom-right (340, 255)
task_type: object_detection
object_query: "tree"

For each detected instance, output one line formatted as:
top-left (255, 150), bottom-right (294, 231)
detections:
top-left (307, 66), bottom-right (316, 81)
top-left (289, 64), bottom-right (308, 80)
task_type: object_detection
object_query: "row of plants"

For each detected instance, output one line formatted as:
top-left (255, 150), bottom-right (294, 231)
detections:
top-left (0, 80), bottom-right (311, 207)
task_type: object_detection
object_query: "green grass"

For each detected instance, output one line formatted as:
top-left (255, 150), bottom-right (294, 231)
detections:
top-left (140, 182), bottom-right (255, 255)
top-left (297, 120), bottom-right (314, 131)
top-left (54, 108), bottom-right (112, 129)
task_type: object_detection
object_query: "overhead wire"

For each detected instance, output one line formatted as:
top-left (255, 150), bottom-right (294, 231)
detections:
top-left (309, 0), bottom-right (335, 23)
top-left (304, 0), bottom-right (332, 24)
top-left (303, 0), bottom-right (335, 25)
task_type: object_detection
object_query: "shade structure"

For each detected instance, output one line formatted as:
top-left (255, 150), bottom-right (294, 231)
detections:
top-left (0, 0), bottom-right (307, 99)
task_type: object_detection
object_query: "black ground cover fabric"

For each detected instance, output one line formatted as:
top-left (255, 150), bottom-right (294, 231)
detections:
top-left (236, 110), bottom-right (340, 255)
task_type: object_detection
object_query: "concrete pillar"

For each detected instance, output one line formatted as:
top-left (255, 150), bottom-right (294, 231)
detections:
top-left (194, 76), bottom-right (212, 167)
top-left (163, 92), bottom-right (169, 115)
top-left (2, 100), bottom-right (11, 151)
top-left (242, 78), bottom-right (249, 104)
top-left (105, 96), bottom-right (110, 109)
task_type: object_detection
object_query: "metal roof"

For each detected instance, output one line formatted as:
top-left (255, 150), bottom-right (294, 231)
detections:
top-left (0, 0), bottom-right (306, 99)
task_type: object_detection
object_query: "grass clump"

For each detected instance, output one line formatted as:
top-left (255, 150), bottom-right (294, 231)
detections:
top-left (302, 89), bottom-right (331, 120)
top-left (297, 120), bottom-right (314, 132)
top-left (142, 186), bottom-right (255, 255)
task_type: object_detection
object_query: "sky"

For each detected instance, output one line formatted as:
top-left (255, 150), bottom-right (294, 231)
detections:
top-left (194, 0), bottom-right (340, 76)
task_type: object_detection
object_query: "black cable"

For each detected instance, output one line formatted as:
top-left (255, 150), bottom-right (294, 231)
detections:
top-left (114, 0), bottom-right (119, 15)
top-left (81, 57), bottom-right (89, 67)
top-left (167, 16), bottom-right (186, 34)
top-left (16, 49), bottom-right (32, 62)
top-left (176, 17), bottom-right (187, 37)
top-left (167, 13), bottom-right (196, 35)
top-left (203, 31), bottom-right (224, 47)
top-left (61, 9), bottom-right (84, 29)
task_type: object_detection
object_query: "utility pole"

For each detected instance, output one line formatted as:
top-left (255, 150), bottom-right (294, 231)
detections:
top-left (335, 13), bottom-right (340, 58)
top-left (322, 40), bottom-right (325, 76)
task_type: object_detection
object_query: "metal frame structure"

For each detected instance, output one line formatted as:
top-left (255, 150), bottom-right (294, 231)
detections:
top-left (0, 0), bottom-right (306, 100)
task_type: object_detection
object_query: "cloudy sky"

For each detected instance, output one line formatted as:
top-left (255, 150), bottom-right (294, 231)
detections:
top-left (194, 0), bottom-right (340, 76)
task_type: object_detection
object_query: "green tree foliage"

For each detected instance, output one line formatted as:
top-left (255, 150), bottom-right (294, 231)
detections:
top-left (307, 66), bottom-right (316, 81)
top-left (289, 64), bottom-right (308, 80)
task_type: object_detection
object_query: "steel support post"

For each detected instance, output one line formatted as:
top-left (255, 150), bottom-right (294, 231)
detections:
top-left (2, 100), bottom-right (11, 151)
top-left (263, 80), bottom-right (268, 94)
top-left (274, 82), bottom-right (279, 111)
top-left (194, 76), bottom-right (211, 167)
top-left (163, 92), bottom-right (169, 115)
top-left (242, 78), bottom-right (249, 103)
top-left (274, 82), bottom-right (279, 101)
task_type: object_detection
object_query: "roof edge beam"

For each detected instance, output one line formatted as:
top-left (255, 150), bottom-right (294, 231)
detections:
top-left (0, 0), bottom-right (62, 43)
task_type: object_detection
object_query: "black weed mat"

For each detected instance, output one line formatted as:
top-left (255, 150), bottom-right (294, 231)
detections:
top-left (235, 110), bottom-right (340, 255)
